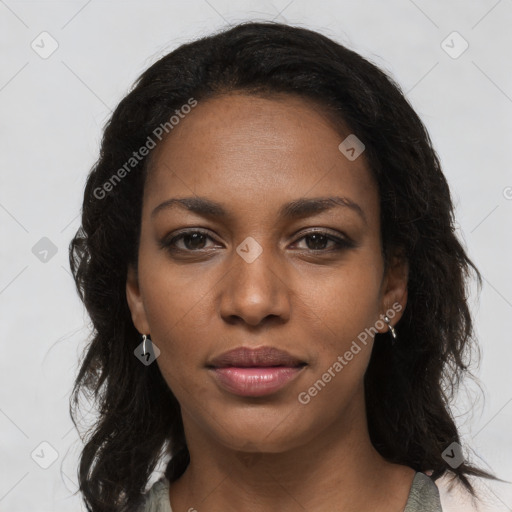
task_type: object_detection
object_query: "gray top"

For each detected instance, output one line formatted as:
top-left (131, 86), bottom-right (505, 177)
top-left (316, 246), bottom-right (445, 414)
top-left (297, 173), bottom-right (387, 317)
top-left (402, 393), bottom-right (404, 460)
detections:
top-left (140, 471), bottom-right (442, 511)
top-left (403, 472), bottom-right (443, 512)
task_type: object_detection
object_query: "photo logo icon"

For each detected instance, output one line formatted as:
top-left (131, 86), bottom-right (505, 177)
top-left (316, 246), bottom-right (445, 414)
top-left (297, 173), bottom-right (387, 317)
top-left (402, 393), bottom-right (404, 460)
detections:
top-left (134, 338), bottom-right (161, 366)
top-left (31, 441), bottom-right (59, 469)
top-left (236, 236), bottom-right (263, 263)
top-left (338, 134), bottom-right (365, 161)
top-left (441, 31), bottom-right (469, 59)
top-left (441, 441), bottom-right (464, 468)
top-left (32, 237), bottom-right (58, 263)
top-left (31, 32), bottom-right (59, 59)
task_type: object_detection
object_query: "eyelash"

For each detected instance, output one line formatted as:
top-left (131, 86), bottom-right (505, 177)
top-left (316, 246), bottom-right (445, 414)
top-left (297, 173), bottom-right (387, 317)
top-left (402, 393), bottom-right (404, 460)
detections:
top-left (160, 229), bottom-right (355, 254)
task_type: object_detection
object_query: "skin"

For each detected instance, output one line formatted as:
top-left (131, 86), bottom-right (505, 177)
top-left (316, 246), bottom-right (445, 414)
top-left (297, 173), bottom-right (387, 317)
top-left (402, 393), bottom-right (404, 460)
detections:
top-left (126, 92), bottom-right (413, 512)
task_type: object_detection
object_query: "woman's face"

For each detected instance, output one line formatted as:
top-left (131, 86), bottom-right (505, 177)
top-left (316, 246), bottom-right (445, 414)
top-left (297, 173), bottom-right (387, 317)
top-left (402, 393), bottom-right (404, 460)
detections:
top-left (126, 92), bottom-right (408, 454)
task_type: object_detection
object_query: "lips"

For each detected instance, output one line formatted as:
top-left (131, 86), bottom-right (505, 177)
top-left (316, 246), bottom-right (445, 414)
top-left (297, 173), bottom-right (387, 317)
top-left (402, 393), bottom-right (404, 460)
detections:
top-left (207, 346), bottom-right (307, 397)
top-left (207, 346), bottom-right (306, 369)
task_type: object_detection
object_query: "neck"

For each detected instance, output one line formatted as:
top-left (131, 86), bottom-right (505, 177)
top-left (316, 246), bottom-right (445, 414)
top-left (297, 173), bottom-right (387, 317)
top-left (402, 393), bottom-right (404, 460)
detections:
top-left (168, 386), bottom-right (415, 512)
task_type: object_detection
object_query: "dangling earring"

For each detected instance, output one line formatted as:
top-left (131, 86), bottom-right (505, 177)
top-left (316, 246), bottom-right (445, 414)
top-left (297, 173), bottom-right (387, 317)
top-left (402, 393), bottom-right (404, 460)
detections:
top-left (383, 315), bottom-right (397, 343)
top-left (142, 333), bottom-right (151, 356)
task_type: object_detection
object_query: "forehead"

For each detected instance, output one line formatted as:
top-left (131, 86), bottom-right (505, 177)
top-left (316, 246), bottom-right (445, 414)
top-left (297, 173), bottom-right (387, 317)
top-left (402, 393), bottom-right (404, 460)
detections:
top-left (143, 92), bottom-right (378, 223)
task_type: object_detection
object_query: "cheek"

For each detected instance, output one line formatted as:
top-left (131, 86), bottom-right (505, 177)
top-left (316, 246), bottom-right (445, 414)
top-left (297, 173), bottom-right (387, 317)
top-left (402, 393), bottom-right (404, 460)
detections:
top-left (299, 251), bottom-right (383, 353)
top-left (139, 244), bottom-right (216, 332)
top-left (293, 261), bottom-right (382, 412)
top-left (138, 258), bottom-right (218, 384)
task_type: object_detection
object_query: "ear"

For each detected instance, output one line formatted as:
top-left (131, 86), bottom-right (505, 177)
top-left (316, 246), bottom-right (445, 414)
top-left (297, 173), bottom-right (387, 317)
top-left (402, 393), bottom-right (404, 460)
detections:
top-left (126, 264), bottom-right (151, 335)
top-left (376, 249), bottom-right (408, 334)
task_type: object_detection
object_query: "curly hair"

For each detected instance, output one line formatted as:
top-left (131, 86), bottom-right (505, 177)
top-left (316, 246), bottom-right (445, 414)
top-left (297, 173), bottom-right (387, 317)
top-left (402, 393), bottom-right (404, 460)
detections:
top-left (68, 20), bottom-right (499, 512)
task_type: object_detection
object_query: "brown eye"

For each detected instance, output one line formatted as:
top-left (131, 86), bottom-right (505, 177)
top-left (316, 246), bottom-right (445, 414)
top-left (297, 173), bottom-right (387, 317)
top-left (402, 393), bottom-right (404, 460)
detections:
top-left (179, 232), bottom-right (208, 250)
top-left (293, 230), bottom-right (354, 252)
top-left (160, 229), bottom-right (355, 255)
top-left (303, 233), bottom-right (331, 250)
top-left (161, 230), bottom-right (218, 252)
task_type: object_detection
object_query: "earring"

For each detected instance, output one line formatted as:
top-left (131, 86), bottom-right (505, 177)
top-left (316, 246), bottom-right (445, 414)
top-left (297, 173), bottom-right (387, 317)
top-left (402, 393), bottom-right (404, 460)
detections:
top-left (383, 315), bottom-right (397, 342)
top-left (141, 333), bottom-right (151, 356)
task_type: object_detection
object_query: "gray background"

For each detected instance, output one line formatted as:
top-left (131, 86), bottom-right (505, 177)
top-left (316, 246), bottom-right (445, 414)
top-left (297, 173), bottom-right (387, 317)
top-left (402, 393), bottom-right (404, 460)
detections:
top-left (1, 1), bottom-right (511, 510)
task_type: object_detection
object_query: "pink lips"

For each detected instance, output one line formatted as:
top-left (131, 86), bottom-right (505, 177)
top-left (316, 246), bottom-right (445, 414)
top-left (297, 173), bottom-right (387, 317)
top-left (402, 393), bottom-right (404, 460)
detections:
top-left (207, 346), bottom-right (307, 397)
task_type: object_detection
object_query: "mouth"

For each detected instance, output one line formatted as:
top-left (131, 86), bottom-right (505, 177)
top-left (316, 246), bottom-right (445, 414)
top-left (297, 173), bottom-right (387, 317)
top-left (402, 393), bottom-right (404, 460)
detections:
top-left (207, 362), bottom-right (307, 369)
top-left (208, 365), bottom-right (307, 397)
top-left (206, 346), bottom-right (308, 397)
top-left (206, 345), bottom-right (307, 369)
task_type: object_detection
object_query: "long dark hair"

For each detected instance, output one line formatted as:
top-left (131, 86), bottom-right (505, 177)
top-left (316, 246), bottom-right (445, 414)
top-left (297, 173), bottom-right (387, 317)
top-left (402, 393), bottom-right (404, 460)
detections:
top-left (69, 20), bottom-right (500, 512)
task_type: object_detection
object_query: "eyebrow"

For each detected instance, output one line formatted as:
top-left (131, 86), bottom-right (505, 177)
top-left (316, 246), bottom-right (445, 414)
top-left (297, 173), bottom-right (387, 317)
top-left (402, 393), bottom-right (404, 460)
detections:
top-left (151, 195), bottom-right (367, 224)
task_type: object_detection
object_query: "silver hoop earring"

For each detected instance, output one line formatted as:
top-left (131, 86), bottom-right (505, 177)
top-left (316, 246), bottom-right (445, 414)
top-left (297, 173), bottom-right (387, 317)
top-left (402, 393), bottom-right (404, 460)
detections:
top-left (383, 315), bottom-right (397, 342)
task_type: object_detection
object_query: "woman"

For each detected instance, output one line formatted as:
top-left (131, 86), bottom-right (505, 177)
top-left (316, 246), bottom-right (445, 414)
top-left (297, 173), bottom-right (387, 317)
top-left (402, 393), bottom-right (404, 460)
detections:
top-left (69, 21), bottom-right (499, 512)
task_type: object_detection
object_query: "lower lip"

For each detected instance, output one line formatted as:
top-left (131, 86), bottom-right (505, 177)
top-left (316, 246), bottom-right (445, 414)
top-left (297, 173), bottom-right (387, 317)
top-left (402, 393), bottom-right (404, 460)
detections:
top-left (209, 366), bottom-right (306, 397)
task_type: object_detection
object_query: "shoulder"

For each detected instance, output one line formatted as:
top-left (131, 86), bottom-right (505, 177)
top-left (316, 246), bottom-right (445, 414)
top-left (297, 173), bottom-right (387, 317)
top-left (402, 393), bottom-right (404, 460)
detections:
top-left (139, 476), bottom-right (173, 512)
top-left (404, 472), bottom-right (443, 512)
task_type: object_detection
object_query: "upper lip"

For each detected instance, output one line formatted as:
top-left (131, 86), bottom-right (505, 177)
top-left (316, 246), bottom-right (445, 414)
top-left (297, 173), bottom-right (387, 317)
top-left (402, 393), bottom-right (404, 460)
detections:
top-left (207, 346), bottom-right (307, 368)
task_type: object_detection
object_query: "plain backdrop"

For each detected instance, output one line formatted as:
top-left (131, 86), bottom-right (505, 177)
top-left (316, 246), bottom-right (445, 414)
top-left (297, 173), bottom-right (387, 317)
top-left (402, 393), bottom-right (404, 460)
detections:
top-left (1, 1), bottom-right (511, 511)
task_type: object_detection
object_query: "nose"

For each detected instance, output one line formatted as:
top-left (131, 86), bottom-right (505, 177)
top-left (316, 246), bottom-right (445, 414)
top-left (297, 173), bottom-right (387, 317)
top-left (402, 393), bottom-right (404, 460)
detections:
top-left (219, 245), bottom-right (291, 327)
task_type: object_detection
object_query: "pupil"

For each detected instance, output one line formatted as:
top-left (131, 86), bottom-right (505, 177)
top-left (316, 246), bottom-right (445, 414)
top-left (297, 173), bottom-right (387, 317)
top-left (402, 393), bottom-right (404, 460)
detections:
top-left (185, 233), bottom-right (206, 250)
top-left (307, 234), bottom-right (327, 250)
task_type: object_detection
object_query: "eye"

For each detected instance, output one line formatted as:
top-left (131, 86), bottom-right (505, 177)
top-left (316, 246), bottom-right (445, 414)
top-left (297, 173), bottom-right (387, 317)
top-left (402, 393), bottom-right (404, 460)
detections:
top-left (160, 229), bottom-right (355, 254)
top-left (293, 230), bottom-right (354, 252)
top-left (161, 229), bottom-right (219, 252)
